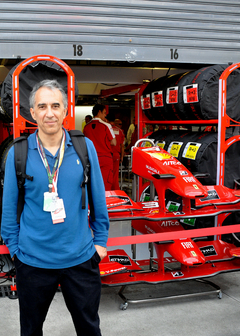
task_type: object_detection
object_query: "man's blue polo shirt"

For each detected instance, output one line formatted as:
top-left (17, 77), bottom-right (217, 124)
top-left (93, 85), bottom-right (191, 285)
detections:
top-left (1, 129), bottom-right (109, 269)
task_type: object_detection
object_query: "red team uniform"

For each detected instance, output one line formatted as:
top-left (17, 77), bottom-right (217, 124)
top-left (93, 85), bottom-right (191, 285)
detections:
top-left (111, 125), bottom-right (125, 189)
top-left (84, 118), bottom-right (115, 190)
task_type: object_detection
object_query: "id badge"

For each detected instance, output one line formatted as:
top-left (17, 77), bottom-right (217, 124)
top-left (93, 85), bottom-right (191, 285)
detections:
top-left (43, 192), bottom-right (58, 212)
top-left (51, 198), bottom-right (66, 224)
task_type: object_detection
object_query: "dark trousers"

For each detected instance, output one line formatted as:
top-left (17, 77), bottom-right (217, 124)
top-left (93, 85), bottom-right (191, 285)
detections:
top-left (14, 252), bottom-right (102, 336)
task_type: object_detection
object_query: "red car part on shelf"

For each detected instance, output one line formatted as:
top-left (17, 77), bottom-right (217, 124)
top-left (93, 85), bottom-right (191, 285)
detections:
top-left (101, 141), bottom-right (240, 285)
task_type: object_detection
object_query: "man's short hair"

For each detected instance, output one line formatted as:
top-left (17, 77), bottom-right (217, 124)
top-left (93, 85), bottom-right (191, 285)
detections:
top-left (29, 79), bottom-right (68, 109)
top-left (92, 104), bottom-right (105, 117)
top-left (85, 114), bottom-right (92, 121)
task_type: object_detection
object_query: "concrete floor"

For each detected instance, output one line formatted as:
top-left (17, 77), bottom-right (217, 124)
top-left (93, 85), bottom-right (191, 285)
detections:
top-left (1, 219), bottom-right (240, 336)
top-left (1, 271), bottom-right (240, 336)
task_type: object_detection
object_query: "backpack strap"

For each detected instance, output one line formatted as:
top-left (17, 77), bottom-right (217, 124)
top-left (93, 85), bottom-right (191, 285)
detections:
top-left (68, 130), bottom-right (95, 221)
top-left (14, 136), bottom-right (33, 224)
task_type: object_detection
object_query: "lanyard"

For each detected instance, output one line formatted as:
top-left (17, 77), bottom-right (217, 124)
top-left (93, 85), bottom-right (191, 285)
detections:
top-left (36, 130), bottom-right (65, 193)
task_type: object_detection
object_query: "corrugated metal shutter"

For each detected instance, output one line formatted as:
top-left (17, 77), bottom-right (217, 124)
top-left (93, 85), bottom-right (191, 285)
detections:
top-left (0, 0), bottom-right (240, 64)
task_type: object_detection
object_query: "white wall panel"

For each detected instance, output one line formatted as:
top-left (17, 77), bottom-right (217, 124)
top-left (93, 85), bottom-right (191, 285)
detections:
top-left (1, 0), bottom-right (240, 64)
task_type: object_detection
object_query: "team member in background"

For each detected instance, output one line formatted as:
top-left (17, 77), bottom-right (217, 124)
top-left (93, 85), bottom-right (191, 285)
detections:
top-left (84, 104), bottom-right (116, 190)
top-left (115, 118), bottom-right (127, 146)
top-left (85, 114), bottom-right (92, 124)
top-left (81, 114), bottom-right (92, 131)
top-left (126, 116), bottom-right (135, 146)
top-left (106, 113), bottom-right (125, 190)
top-left (1, 79), bottom-right (109, 336)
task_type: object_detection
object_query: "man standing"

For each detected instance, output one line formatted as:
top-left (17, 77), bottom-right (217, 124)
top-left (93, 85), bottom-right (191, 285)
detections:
top-left (106, 113), bottom-right (125, 190)
top-left (82, 114), bottom-right (92, 131)
top-left (1, 80), bottom-right (109, 336)
top-left (126, 116), bottom-right (135, 146)
top-left (84, 104), bottom-right (116, 191)
top-left (85, 114), bottom-right (92, 124)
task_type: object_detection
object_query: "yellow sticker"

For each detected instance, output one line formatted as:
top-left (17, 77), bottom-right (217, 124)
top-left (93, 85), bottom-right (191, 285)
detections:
top-left (169, 143), bottom-right (182, 158)
top-left (144, 141), bottom-right (152, 147)
top-left (193, 184), bottom-right (199, 189)
top-left (157, 142), bottom-right (165, 149)
top-left (183, 143), bottom-right (201, 160)
top-left (191, 251), bottom-right (197, 257)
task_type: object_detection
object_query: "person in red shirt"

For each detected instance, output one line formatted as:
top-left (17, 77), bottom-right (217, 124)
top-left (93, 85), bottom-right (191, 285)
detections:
top-left (106, 113), bottom-right (125, 190)
top-left (84, 104), bottom-right (116, 190)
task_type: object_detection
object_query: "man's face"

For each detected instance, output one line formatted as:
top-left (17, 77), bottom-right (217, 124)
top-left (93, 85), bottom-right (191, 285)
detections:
top-left (85, 116), bottom-right (91, 124)
top-left (99, 108), bottom-right (107, 121)
top-left (115, 120), bottom-right (122, 128)
top-left (30, 87), bottom-right (67, 137)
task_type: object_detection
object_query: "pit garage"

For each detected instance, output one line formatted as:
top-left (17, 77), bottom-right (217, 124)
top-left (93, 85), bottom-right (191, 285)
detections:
top-left (1, 1), bottom-right (240, 335)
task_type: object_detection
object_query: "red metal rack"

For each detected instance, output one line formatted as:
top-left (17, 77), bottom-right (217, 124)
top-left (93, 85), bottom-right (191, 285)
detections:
top-left (12, 54), bottom-right (75, 138)
top-left (0, 55), bottom-right (76, 255)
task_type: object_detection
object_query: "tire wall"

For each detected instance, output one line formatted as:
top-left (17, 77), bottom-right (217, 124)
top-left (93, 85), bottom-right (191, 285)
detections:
top-left (1, 61), bottom-right (79, 123)
top-left (142, 64), bottom-right (240, 121)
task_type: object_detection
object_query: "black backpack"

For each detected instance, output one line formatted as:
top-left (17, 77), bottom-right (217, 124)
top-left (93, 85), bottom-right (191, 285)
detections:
top-left (13, 129), bottom-right (95, 223)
